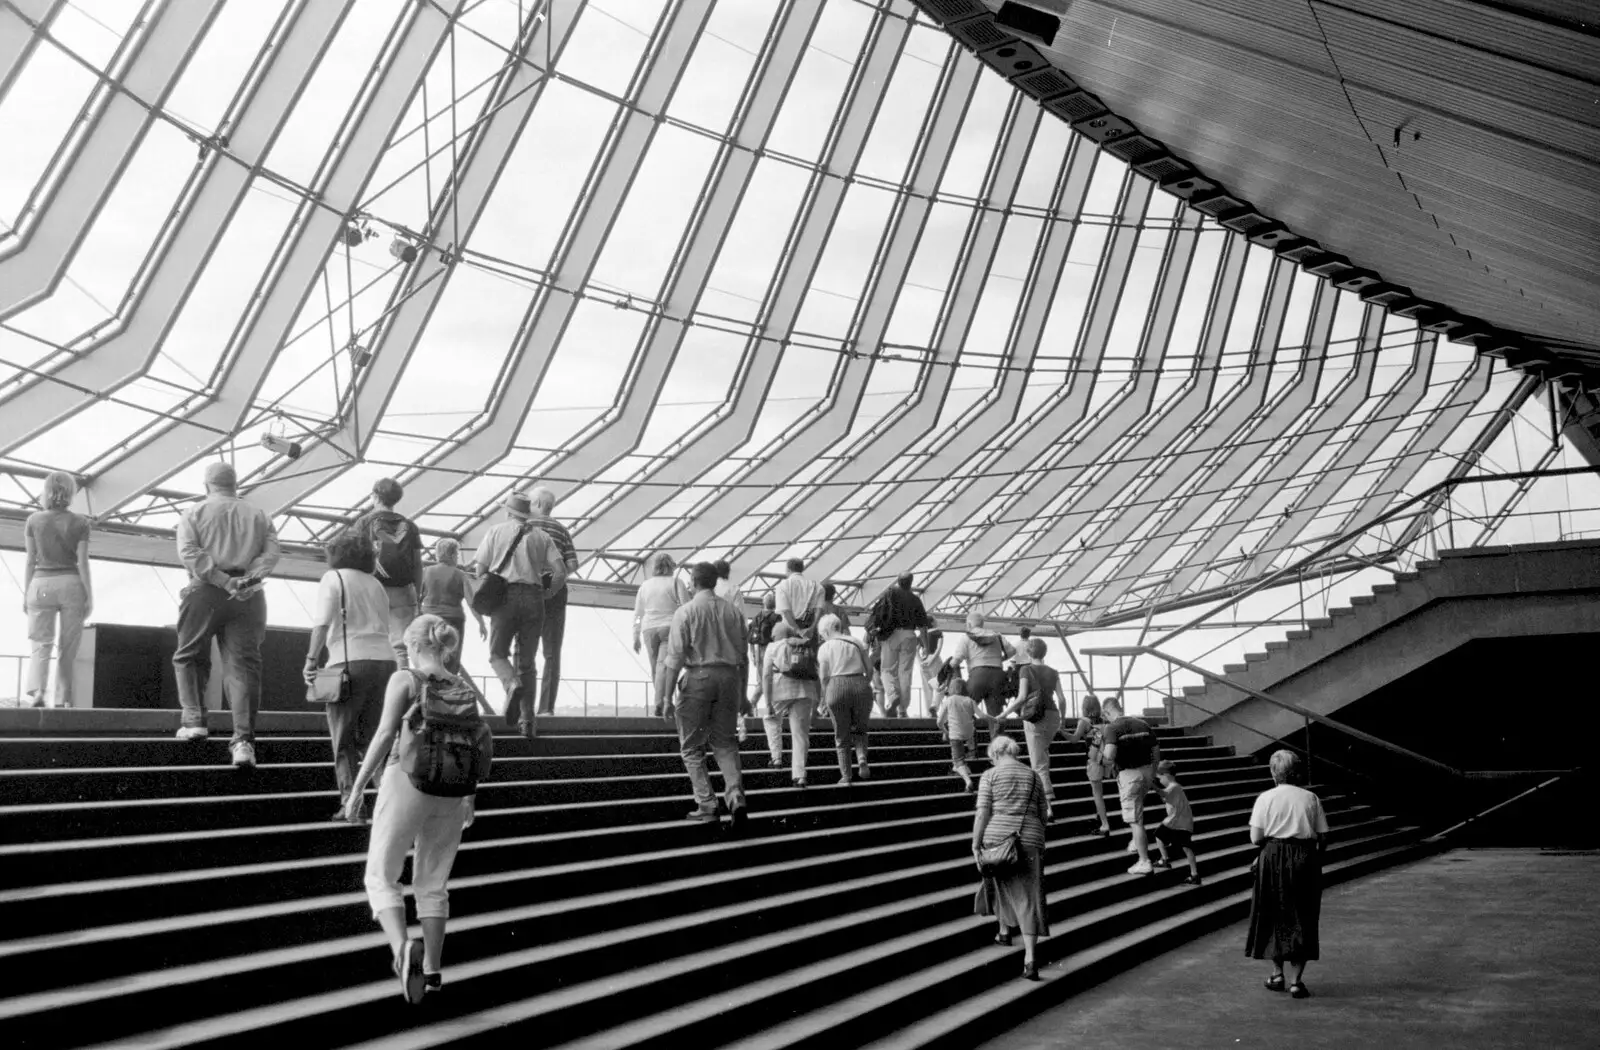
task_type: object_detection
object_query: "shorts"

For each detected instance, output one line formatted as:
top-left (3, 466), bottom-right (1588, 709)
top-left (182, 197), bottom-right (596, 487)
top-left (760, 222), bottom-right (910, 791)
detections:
top-left (949, 738), bottom-right (973, 765)
top-left (1117, 765), bottom-right (1153, 823)
top-left (1152, 823), bottom-right (1193, 850)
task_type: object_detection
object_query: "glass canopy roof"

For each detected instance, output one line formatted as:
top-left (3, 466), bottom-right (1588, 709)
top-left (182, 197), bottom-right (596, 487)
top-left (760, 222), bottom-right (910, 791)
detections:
top-left (0, 0), bottom-right (1565, 625)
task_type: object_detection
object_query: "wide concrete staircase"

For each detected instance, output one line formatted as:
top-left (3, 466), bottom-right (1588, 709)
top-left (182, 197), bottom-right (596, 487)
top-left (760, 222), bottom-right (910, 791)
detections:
top-left (1177, 539), bottom-right (1600, 754)
top-left (0, 711), bottom-right (1432, 1049)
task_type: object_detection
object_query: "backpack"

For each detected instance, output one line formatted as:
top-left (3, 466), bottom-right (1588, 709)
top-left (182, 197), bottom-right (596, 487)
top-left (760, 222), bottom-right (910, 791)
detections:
top-left (366, 513), bottom-right (419, 587)
top-left (749, 610), bottom-right (781, 647)
top-left (864, 590), bottom-right (895, 641)
top-left (775, 611), bottom-right (820, 680)
top-left (398, 671), bottom-right (494, 797)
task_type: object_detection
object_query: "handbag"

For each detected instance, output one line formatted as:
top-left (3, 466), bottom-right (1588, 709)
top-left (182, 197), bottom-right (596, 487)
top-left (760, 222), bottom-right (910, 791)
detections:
top-left (1017, 667), bottom-right (1045, 722)
top-left (307, 570), bottom-right (353, 704)
top-left (974, 770), bottom-right (1039, 876)
top-left (470, 523), bottom-right (531, 617)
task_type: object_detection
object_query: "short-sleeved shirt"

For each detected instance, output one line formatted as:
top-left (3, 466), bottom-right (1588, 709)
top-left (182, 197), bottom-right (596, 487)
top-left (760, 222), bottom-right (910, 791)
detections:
top-left (978, 759), bottom-right (1047, 852)
top-left (313, 568), bottom-right (394, 666)
top-left (938, 693), bottom-right (978, 743)
top-left (419, 562), bottom-right (472, 618)
top-left (1103, 716), bottom-right (1157, 770)
top-left (774, 573), bottom-right (823, 625)
top-left (1161, 781), bottom-right (1194, 831)
top-left (763, 640), bottom-right (819, 706)
top-left (528, 513), bottom-right (580, 575)
top-left (25, 509), bottom-right (90, 576)
top-left (818, 636), bottom-right (871, 680)
top-left (635, 575), bottom-right (689, 633)
top-left (949, 631), bottom-right (1013, 671)
top-left (473, 520), bottom-right (565, 591)
top-left (1250, 784), bottom-right (1329, 840)
top-left (1018, 664), bottom-right (1060, 714)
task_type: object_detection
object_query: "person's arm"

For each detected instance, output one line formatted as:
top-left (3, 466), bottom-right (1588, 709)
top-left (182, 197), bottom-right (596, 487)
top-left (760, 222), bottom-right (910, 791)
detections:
top-left (304, 625), bottom-right (331, 684)
top-left (21, 521), bottom-right (36, 603)
top-left (1102, 742), bottom-right (1118, 767)
top-left (343, 671), bottom-right (414, 821)
top-left (248, 512), bottom-right (282, 580)
top-left (1000, 637), bottom-right (1016, 661)
top-left (657, 609), bottom-right (689, 719)
top-left (410, 529), bottom-right (424, 590)
top-left (302, 574), bottom-right (335, 683)
top-left (177, 510), bottom-right (229, 589)
top-left (1066, 717), bottom-right (1089, 743)
top-left (971, 775), bottom-right (993, 855)
top-left (999, 670), bottom-right (1031, 720)
top-left (632, 587), bottom-right (645, 652)
top-left (75, 527), bottom-right (93, 618)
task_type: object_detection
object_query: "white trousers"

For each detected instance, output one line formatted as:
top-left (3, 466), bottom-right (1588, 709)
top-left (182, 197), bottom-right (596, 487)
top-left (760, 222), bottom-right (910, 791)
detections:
top-left (364, 764), bottom-right (468, 920)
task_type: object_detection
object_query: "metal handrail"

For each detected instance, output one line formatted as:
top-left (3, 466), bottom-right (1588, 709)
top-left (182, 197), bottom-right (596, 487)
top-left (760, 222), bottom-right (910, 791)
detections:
top-left (1149, 465), bottom-right (1600, 649)
top-left (1425, 767), bottom-right (1587, 843)
top-left (1078, 643), bottom-right (1463, 779)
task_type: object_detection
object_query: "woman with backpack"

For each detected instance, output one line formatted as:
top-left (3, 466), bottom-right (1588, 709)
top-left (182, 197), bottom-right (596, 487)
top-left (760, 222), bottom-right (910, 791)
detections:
top-left (1066, 694), bottom-right (1114, 836)
top-left (761, 622), bottom-right (818, 787)
top-left (816, 614), bottom-right (873, 786)
top-left (997, 638), bottom-right (1068, 822)
top-left (342, 614), bottom-right (492, 1004)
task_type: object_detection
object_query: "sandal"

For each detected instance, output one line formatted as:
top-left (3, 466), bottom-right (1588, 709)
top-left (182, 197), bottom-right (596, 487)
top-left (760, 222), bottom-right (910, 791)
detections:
top-left (1289, 981), bottom-right (1310, 999)
top-left (1265, 973), bottom-right (1286, 992)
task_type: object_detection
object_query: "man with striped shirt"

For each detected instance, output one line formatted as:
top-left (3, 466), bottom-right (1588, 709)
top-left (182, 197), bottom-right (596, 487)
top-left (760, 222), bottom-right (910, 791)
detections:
top-left (528, 486), bottom-right (581, 716)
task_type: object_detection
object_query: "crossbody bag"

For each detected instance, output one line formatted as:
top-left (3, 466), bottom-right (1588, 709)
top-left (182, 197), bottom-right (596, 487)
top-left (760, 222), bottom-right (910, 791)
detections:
top-left (307, 570), bottom-right (353, 704)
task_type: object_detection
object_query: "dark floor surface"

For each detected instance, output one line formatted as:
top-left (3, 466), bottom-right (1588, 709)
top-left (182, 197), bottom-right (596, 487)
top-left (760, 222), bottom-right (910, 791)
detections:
top-left (978, 849), bottom-right (1600, 1050)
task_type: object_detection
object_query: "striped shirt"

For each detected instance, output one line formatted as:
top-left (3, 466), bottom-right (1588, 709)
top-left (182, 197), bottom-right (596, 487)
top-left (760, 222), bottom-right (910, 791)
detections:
top-left (978, 759), bottom-right (1047, 852)
top-left (529, 513), bottom-right (580, 574)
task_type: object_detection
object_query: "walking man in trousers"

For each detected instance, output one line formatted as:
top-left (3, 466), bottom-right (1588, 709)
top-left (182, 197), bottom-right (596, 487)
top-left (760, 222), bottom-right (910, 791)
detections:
top-left (526, 486), bottom-right (580, 716)
top-left (173, 461), bottom-right (281, 768)
top-left (658, 561), bottom-right (750, 826)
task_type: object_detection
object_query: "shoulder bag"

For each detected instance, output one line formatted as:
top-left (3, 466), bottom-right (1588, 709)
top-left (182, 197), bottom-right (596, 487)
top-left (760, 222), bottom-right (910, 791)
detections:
top-left (1017, 666), bottom-right (1046, 722)
top-left (974, 769), bottom-right (1039, 876)
top-left (470, 523), bottom-right (531, 617)
top-left (307, 570), bottom-right (354, 704)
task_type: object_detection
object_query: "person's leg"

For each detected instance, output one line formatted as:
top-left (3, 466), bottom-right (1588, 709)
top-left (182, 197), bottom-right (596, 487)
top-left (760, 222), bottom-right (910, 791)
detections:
top-left (1124, 768), bottom-right (1152, 865)
top-left (789, 697), bottom-right (812, 783)
top-left (1021, 934), bottom-right (1037, 966)
top-left (411, 794), bottom-right (467, 972)
top-left (1087, 762), bottom-right (1111, 832)
top-left (385, 585), bottom-right (417, 669)
top-left (643, 628), bottom-right (667, 710)
top-left (172, 582), bottom-right (225, 733)
top-left (218, 590), bottom-right (267, 747)
top-left (706, 668), bottom-right (745, 815)
top-left (1023, 715), bottom-right (1057, 804)
top-left (826, 683), bottom-right (852, 783)
top-left (1288, 956), bottom-right (1307, 987)
top-left (892, 631), bottom-right (917, 717)
top-left (487, 603), bottom-right (520, 720)
top-left (536, 585), bottom-right (567, 715)
top-left (849, 680), bottom-right (872, 774)
top-left (513, 586), bottom-right (544, 734)
top-left (349, 661), bottom-right (395, 802)
top-left (364, 774), bottom-right (422, 963)
top-left (52, 577), bottom-right (87, 707)
top-left (675, 673), bottom-right (717, 814)
top-left (326, 681), bottom-right (358, 803)
top-left (1183, 845), bottom-right (1200, 879)
top-left (880, 632), bottom-right (905, 716)
top-left (1151, 826), bottom-right (1171, 865)
top-left (23, 578), bottom-right (55, 704)
top-left (763, 701), bottom-right (785, 767)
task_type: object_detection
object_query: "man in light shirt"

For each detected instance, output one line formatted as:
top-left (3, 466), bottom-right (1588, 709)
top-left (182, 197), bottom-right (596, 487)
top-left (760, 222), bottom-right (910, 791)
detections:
top-left (471, 491), bottom-right (566, 739)
top-left (172, 461), bottom-right (281, 768)
top-left (774, 557), bottom-right (823, 637)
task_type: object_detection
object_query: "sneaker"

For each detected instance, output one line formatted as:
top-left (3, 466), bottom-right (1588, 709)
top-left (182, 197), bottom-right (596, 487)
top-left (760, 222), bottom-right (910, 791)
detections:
top-left (230, 741), bottom-right (256, 768)
top-left (1184, 875), bottom-right (1203, 887)
top-left (769, 758), bottom-right (786, 769)
top-left (395, 938), bottom-right (425, 1004)
top-left (856, 762), bottom-right (870, 780)
top-left (1153, 857), bottom-right (1171, 869)
top-left (686, 807), bottom-right (719, 823)
top-left (1127, 859), bottom-right (1154, 876)
top-left (175, 725), bottom-right (209, 742)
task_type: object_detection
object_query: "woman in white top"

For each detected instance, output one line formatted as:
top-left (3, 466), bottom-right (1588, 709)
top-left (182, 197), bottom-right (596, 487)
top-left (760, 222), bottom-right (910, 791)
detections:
top-left (304, 530), bottom-right (396, 822)
top-left (816, 614), bottom-right (873, 786)
top-left (1246, 750), bottom-right (1330, 999)
top-left (633, 553), bottom-right (689, 708)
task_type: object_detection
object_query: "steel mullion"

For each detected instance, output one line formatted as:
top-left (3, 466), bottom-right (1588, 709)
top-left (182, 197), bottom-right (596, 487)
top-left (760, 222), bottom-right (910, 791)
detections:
top-left (75, 0), bottom-right (460, 515)
top-left (0, 0), bottom-right (356, 452)
top-left (661, 50), bottom-right (996, 562)
top-left (572, 3), bottom-right (914, 555)
top-left (1049, 255), bottom-right (1300, 612)
top-left (0, 0), bottom-right (66, 112)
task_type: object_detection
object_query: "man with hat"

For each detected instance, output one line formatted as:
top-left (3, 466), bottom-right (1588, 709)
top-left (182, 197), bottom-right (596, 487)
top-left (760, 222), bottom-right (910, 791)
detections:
top-left (172, 461), bottom-right (281, 768)
top-left (864, 571), bottom-right (933, 717)
top-left (471, 490), bottom-right (566, 739)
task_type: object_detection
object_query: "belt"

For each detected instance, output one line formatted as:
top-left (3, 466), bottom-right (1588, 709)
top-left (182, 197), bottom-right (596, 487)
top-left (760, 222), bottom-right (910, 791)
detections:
top-left (831, 672), bottom-right (867, 679)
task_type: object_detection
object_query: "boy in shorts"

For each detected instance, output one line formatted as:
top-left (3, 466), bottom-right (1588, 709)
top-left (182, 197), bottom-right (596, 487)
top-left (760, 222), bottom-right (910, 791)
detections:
top-left (1151, 760), bottom-right (1201, 885)
top-left (936, 676), bottom-right (977, 792)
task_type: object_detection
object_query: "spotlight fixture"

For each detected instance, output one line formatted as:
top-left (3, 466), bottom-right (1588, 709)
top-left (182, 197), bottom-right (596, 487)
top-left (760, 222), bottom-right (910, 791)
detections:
top-left (348, 344), bottom-right (372, 368)
top-left (389, 236), bottom-right (419, 264)
top-left (260, 433), bottom-right (303, 459)
top-left (340, 222), bottom-right (364, 247)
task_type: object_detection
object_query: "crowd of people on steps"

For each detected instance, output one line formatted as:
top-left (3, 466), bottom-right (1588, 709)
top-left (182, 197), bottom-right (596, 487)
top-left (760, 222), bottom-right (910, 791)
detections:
top-left (15, 468), bottom-right (1330, 1003)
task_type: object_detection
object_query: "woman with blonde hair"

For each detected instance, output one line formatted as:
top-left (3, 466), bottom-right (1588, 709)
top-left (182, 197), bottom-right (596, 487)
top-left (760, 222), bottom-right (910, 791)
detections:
top-left (972, 733), bottom-right (1050, 981)
top-left (1247, 749), bottom-right (1329, 999)
top-left (1066, 694), bottom-right (1114, 836)
top-left (816, 614), bottom-right (873, 786)
top-left (22, 471), bottom-right (93, 708)
top-left (418, 537), bottom-right (484, 673)
top-left (343, 614), bottom-right (489, 1003)
top-left (634, 552), bottom-right (689, 706)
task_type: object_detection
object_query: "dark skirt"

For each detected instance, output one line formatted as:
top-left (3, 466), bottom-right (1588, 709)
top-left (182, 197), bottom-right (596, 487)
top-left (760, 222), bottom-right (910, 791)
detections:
top-left (980, 847), bottom-right (1049, 937)
top-left (1245, 838), bottom-right (1322, 962)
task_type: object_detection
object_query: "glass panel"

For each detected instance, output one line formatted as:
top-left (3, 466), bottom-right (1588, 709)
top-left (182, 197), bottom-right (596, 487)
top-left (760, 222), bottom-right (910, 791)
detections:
top-left (555, 0), bottom-right (668, 98)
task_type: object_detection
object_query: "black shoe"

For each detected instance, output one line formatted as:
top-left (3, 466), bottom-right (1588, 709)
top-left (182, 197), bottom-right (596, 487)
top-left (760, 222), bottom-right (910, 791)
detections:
top-left (1021, 962), bottom-right (1040, 981)
top-left (686, 807), bottom-right (719, 823)
top-left (423, 972), bottom-right (442, 994)
top-left (730, 803), bottom-right (748, 831)
top-left (994, 932), bottom-right (1013, 947)
top-left (792, 780), bottom-right (807, 789)
top-left (1184, 875), bottom-right (1203, 887)
top-left (769, 758), bottom-right (785, 769)
top-left (1265, 973), bottom-right (1286, 992)
top-left (1153, 857), bottom-right (1171, 869)
top-left (1289, 981), bottom-right (1310, 999)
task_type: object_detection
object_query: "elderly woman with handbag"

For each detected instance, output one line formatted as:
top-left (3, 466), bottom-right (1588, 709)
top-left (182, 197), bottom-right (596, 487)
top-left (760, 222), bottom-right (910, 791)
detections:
top-left (305, 530), bottom-right (397, 822)
top-left (972, 734), bottom-right (1050, 980)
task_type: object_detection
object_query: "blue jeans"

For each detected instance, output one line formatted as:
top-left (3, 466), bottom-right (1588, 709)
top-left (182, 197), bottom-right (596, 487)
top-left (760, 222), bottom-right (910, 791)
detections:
top-left (537, 584), bottom-right (567, 714)
top-left (173, 581), bottom-right (266, 745)
top-left (675, 666), bottom-right (745, 811)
